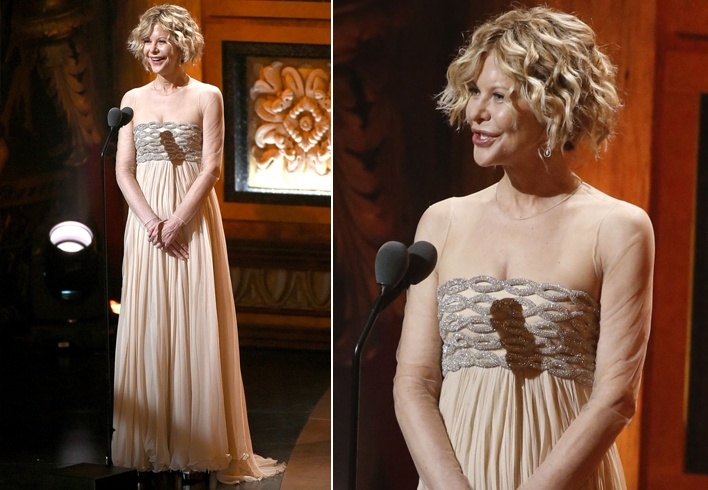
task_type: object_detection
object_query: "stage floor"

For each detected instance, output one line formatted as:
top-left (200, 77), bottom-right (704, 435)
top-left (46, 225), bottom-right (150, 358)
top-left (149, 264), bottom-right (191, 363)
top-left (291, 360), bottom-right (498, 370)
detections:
top-left (0, 328), bottom-right (330, 490)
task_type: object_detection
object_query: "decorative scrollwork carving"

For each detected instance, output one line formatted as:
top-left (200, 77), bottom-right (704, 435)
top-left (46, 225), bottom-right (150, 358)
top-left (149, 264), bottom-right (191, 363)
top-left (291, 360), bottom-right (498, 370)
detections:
top-left (250, 61), bottom-right (332, 179)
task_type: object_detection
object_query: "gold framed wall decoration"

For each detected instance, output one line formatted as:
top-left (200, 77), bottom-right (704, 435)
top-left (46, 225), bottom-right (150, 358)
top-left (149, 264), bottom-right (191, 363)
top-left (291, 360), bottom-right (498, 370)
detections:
top-left (223, 41), bottom-right (331, 206)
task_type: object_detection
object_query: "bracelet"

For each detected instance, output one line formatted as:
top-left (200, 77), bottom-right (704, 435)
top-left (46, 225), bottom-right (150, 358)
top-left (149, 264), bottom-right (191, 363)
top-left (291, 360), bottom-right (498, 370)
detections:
top-left (144, 217), bottom-right (161, 229)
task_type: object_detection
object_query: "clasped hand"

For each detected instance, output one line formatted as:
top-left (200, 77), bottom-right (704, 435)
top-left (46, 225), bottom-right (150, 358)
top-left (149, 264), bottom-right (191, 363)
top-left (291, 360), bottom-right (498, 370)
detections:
top-left (148, 218), bottom-right (189, 260)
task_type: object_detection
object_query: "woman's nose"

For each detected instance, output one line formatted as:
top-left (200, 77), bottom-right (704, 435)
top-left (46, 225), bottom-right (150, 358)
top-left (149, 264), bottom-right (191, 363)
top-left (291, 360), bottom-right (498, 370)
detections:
top-left (466, 99), bottom-right (489, 124)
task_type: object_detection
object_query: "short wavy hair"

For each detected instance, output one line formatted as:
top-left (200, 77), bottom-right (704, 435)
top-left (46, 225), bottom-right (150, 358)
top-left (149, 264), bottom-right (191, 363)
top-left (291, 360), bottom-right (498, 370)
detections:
top-left (127, 4), bottom-right (204, 70)
top-left (437, 6), bottom-right (621, 157)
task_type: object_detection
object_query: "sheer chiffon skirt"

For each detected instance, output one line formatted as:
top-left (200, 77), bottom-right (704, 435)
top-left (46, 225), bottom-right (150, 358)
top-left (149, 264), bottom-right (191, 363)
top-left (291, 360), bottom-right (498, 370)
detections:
top-left (112, 158), bottom-right (284, 483)
top-left (420, 367), bottom-right (626, 490)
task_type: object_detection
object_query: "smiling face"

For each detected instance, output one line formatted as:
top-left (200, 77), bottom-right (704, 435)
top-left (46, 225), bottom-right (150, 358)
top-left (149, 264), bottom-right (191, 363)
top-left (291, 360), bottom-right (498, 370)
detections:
top-left (465, 52), bottom-right (546, 169)
top-left (142, 23), bottom-right (181, 76)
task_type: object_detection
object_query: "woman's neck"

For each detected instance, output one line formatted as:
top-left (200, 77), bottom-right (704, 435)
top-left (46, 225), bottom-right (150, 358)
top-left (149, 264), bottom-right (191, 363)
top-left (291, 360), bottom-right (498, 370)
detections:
top-left (152, 71), bottom-right (190, 95)
top-left (501, 153), bottom-right (579, 197)
top-left (495, 171), bottom-right (582, 221)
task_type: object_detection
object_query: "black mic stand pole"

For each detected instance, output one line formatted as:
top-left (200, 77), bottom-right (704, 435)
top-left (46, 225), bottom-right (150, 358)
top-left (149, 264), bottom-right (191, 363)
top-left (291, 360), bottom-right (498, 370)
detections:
top-left (349, 289), bottom-right (387, 490)
top-left (100, 127), bottom-right (116, 468)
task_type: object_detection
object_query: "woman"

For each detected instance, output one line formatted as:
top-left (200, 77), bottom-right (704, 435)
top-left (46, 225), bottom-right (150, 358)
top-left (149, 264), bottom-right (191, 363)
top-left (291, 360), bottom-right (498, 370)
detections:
top-left (112, 4), bottom-right (284, 484)
top-left (393, 6), bottom-right (654, 490)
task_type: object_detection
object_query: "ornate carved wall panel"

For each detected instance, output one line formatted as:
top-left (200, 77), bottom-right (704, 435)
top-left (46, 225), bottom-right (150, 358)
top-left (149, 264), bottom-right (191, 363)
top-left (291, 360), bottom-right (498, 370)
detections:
top-left (222, 41), bottom-right (331, 205)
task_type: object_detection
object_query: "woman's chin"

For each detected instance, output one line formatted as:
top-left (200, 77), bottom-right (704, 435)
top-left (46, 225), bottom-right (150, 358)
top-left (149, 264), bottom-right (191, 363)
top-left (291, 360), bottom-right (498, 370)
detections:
top-left (472, 149), bottom-right (499, 168)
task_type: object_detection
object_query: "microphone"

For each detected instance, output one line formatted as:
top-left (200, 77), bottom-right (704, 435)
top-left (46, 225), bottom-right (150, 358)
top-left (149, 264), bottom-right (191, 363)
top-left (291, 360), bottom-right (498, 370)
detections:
top-left (107, 107), bottom-right (122, 129)
top-left (119, 107), bottom-right (133, 127)
top-left (101, 106), bottom-right (134, 158)
top-left (374, 241), bottom-right (409, 295)
top-left (404, 240), bottom-right (438, 285)
top-left (380, 240), bottom-right (437, 309)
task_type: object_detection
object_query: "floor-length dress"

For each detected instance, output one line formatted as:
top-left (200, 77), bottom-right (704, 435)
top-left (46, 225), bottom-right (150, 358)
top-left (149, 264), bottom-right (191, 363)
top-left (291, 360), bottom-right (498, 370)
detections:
top-left (431, 275), bottom-right (626, 490)
top-left (112, 121), bottom-right (284, 483)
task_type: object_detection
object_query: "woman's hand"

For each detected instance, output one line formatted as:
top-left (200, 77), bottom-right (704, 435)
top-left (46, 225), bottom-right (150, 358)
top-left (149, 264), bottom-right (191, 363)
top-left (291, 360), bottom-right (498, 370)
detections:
top-left (148, 218), bottom-right (189, 260)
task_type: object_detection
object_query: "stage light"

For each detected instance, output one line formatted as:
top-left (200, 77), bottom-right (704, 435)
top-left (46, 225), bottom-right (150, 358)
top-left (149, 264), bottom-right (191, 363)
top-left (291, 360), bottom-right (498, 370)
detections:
top-left (49, 221), bottom-right (94, 252)
top-left (44, 220), bottom-right (98, 302)
top-left (109, 300), bottom-right (121, 315)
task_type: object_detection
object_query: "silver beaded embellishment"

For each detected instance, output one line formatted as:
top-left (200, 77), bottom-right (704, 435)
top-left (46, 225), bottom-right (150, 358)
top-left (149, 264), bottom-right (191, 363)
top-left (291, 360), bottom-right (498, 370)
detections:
top-left (134, 122), bottom-right (202, 164)
top-left (438, 276), bottom-right (600, 386)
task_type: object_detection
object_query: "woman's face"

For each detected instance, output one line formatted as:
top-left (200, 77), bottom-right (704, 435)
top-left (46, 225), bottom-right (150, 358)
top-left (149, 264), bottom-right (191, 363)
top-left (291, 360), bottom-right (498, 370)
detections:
top-left (465, 52), bottom-right (545, 169)
top-left (142, 23), bottom-right (180, 76)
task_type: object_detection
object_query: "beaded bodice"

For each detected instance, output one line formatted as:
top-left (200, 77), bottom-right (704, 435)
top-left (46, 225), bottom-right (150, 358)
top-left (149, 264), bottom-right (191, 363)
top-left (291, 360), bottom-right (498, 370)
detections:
top-left (438, 276), bottom-right (600, 386)
top-left (134, 122), bottom-right (202, 164)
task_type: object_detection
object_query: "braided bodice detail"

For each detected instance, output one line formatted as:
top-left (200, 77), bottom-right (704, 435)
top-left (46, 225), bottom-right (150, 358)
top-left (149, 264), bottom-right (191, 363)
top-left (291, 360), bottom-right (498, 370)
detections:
top-left (134, 122), bottom-right (202, 164)
top-left (438, 276), bottom-right (600, 386)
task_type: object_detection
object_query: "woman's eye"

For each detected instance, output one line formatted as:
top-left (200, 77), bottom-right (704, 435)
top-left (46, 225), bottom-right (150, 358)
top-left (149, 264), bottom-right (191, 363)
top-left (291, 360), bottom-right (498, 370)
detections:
top-left (492, 92), bottom-right (505, 101)
top-left (469, 86), bottom-right (480, 95)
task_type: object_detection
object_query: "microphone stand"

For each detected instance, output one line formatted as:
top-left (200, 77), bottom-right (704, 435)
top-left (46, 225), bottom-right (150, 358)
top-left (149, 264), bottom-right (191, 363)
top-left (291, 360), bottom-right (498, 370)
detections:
top-left (349, 289), bottom-right (388, 490)
top-left (100, 126), bottom-right (117, 467)
top-left (97, 106), bottom-right (130, 467)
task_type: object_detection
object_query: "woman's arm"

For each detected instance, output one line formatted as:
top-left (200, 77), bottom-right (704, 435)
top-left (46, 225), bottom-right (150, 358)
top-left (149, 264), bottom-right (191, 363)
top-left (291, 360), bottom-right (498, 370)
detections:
top-left (153, 84), bottom-right (224, 252)
top-left (114, 91), bottom-right (161, 231)
top-left (522, 203), bottom-right (655, 489)
top-left (394, 202), bottom-right (472, 490)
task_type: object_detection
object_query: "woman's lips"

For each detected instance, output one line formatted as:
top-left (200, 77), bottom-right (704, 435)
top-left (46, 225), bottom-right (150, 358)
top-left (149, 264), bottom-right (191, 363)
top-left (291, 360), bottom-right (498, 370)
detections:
top-left (472, 130), bottom-right (498, 146)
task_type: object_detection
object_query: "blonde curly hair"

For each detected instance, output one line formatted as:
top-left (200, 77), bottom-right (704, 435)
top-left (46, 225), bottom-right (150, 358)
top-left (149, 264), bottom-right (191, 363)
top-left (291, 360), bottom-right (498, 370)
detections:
top-left (127, 4), bottom-right (204, 70)
top-left (437, 6), bottom-right (621, 157)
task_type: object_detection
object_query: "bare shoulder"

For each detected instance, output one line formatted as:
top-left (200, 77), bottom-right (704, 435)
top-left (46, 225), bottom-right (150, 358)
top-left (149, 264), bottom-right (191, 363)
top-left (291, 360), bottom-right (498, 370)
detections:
top-left (120, 86), bottom-right (142, 105)
top-left (191, 80), bottom-right (222, 100)
top-left (575, 183), bottom-right (651, 231)
top-left (429, 185), bottom-right (494, 210)
top-left (606, 199), bottom-right (651, 226)
top-left (417, 185), bottom-right (495, 241)
top-left (601, 198), bottom-right (652, 237)
top-left (594, 194), bottom-right (654, 257)
top-left (417, 199), bottom-right (451, 238)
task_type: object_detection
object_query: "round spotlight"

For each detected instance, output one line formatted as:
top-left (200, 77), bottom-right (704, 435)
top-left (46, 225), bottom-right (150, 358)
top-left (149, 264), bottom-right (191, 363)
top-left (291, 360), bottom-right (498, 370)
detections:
top-left (49, 221), bottom-right (94, 252)
top-left (44, 221), bottom-right (97, 301)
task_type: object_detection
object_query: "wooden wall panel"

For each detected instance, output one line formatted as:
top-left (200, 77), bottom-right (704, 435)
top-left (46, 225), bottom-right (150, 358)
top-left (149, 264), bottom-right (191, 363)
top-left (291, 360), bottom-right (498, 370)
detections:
top-left (643, 0), bottom-right (708, 486)
top-left (645, 49), bottom-right (708, 490)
